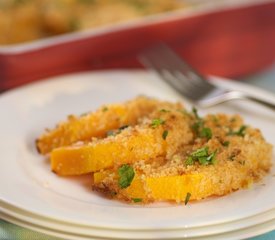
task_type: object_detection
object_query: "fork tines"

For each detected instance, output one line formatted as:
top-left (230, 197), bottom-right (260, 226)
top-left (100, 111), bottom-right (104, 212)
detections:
top-left (138, 43), bottom-right (215, 100)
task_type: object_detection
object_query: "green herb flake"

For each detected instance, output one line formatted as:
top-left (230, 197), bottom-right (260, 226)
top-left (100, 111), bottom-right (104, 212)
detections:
top-left (107, 125), bottom-right (129, 137)
top-left (191, 147), bottom-right (209, 158)
top-left (236, 125), bottom-right (247, 137)
top-left (118, 164), bottom-right (135, 189)
top-left (132, 198), bottom-right (142, 203)
top-left (102, 106), bottom-right (108, 112)
top-left (162, 130), bottom-right (169, 140)
top-left (191, 121), bottom-right (203, 135)
top-left (227, 125), bottom-right (247, 137)
top-left (185, 147), bottom-right (217, 166)
top-left (184, 192), bottom-right (191, 205)
top-left (198, 156), bottom-right (208, 165)
top-left (200, 127), bottom-right (212, 140)
top-left (222, 141), bottom-right (230, 147)
top-left (185, 156), bottom-right (194, 166)
top-left (160, 109), bottom-right (170, 113)
top-left (191, 108), bottom-right (214, 140)
top-left (151, 118), bottom-right (165, 128)
top-left (192, 107), bottom-right (200, 119)
top-left (197, 150), bottom-right (216, 165)
top-left (207, 150), bottom-right (217, 165)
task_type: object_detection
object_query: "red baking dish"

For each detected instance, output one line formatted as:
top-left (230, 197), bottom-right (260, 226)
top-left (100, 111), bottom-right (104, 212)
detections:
top-left (0, 0), bottom-right (275, 91)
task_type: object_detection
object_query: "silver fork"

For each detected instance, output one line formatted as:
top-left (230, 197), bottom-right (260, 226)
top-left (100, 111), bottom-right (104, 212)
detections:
top-left (139, 43), bottom-right (275, 111)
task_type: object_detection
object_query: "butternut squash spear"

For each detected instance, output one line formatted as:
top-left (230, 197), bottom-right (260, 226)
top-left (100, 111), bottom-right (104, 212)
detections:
top-left (37, 96), bottom-right (179, 154)
top-left (51, 110), bottom-right (193, 175)
top-left (93, 170), bottom-right (205, 203)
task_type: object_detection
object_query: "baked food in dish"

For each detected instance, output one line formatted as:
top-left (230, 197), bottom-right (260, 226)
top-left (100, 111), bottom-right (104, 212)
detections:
top-left (0, 0), bottom-right (185, 45)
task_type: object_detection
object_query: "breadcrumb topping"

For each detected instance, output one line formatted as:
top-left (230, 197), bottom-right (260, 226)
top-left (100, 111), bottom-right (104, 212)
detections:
top-left (37, 97), bottom-right (272, 204)
top-left (92, 107), bottom-right (272, 203)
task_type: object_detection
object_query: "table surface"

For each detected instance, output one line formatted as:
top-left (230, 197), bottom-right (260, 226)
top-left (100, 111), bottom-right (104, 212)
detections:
top-left (0, 66), bottom-right (275, 240)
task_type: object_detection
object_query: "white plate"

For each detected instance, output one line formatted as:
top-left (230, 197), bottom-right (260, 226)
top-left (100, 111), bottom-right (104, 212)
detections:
top-left (0, 70), bottom-right (275, 233)
top-left (1, 199), bottom-right (275, 239)
top-left (1, 207), bottom-right (275, 240)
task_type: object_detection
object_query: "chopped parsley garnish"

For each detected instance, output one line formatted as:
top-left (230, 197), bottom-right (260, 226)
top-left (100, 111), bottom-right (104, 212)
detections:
top-left (235, 125), bottom-right (247, 137)
top-left (102, 106), bottom-right (108, 112)
top-left (199, 150), bottom-right (217, 165)
top-left (191, 108), bottom-right (212, 140)
top-left (185, 156), bottom-right (194, 165)
top-left (227, 125), bottom-right (247, 137)
top-left (160, 109), bottom-right (170, 113)
top-left (222, 141), bottom-right (230, 147)
top-left (162, 130), bottom-right (169, 140)
top-left (191, 121), bottom-right (203, 135)
top-left (184, 192), bottom-right (191, 205)
top-left (118, 164), bottom-right (135, 189)
top-left (107, 125), bottom-right (129, 137)
top-left (151, 118), bottom-right (165, 128)
top-left (116, 125), bottom-right (129, 134)
top-left (192, 107), bottom-right (200, 120)
top-left (185, 147), bottom-right (217, 166)
top-left (132, 198), bottom-right (142, 203)
top-left (192, 147), bottom-right (209, 157)
top-left (200, 127), bottom-right (212, 140)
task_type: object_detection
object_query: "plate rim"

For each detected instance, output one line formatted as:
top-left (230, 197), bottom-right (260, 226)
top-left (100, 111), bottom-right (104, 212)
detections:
top-left (0, 199), bottom-right (275, 238)
top-left (1, 207), bottom-right (275, 240)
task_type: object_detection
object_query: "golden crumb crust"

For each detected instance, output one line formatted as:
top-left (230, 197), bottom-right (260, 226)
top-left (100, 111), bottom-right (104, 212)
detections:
top-left (36, 97), bottom-right (273, 204)
top-left (91, 110), bottom-right (272, 203)
top-left (36, 96), bottom-right (182, 154)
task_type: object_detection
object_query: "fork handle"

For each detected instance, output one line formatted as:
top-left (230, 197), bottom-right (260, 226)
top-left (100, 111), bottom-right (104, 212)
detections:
top-left (200, 90), bottom-right (275, 111)
top-left (245, 93), bottom-right (275, 111)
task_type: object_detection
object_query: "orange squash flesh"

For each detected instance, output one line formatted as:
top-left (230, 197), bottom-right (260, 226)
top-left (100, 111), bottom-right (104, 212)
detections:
top-left (50, 107), bottom-right (193, 176)
top-left (93, 171), bottom-right (207, 202)
top-left (37, 96), bottom-right (165, 154)
top-left (51, 128), bottom-right (166, 175)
